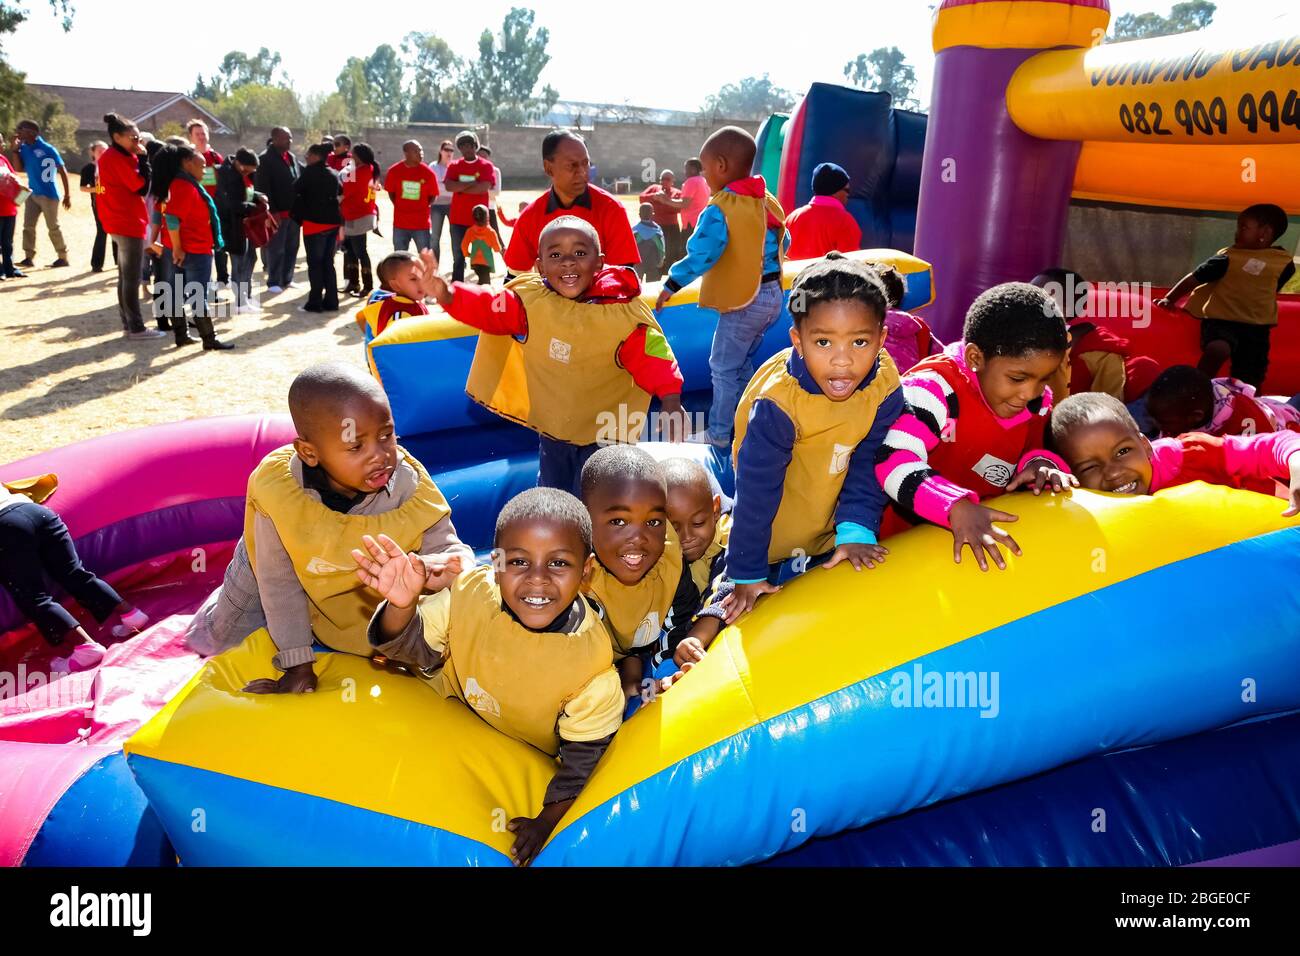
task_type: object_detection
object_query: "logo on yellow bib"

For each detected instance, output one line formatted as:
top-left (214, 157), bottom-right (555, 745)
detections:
top-left (464, 677), bottom-right (501, 717)
top-left (304, 556), bottom-right (350, 575)
top-left (548, 337), bottom-right (572, 363)
top-left (829, 443), bottom-right (854, 475)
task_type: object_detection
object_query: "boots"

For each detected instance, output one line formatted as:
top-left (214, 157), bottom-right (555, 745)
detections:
top-left (340, 257), bottom-right (360, 297)
top-left (173, 313), bottom-right (194, 346)
top-left (194, 314), bottom-right (234, 350)
top-left (358, 264), bottom-right (373, 298)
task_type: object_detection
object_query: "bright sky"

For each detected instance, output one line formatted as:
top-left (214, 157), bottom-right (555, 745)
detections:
top-left (6, 1), bottom-right (1298, 114)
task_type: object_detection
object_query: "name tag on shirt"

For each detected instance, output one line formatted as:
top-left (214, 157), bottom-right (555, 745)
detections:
top-left (458, 175), bottom-right (477, 182)
top-left (400, 180), bottom-right (422, 201)
top-left (201, 166), bottom-right (217, 187)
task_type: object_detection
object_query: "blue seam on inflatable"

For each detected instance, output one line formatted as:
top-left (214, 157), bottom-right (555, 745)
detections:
top-left (538, 527), bottom-right (1300, 866)
top-left (125, 753), bottom-right (512, 867)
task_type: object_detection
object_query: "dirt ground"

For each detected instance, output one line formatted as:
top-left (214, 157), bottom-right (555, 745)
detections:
top-left (0, 189), bottom-right (642, 465)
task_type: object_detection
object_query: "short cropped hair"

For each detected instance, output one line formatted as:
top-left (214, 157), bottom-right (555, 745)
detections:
top-left (542, 128), bottom-right (585, 162)
top-left (376, 251), bottom-right (419, 290)
top-left (1145, 365), bottom-right (1213, 413)
top-left (539, 215), bottom-right (600, 252)
top-left (1241, 203), bottom-right (1288, 241)
top-left (659, 457), bottom-right (711, 497)
top-left (495, 487), bottom-right (593, 555)
top-left (963, 282), bottom-right (1069, 359)
top-left (1046, 392), bottom-right (1139, 453)
top-left (287, 362), bottom-right (388, 440)
top-left (580, 445), bottom-right (665, 501)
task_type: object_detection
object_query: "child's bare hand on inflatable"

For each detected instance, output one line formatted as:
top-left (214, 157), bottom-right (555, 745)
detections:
top-left (657, 393), bottom-right (691, 442)
top-left (948, 499), bottom-right (1021, 572)
top-left (654, 287), bottom-right (673, 312)
top-left (508, 800), bottom-right (569, 867)
top-left (244, 661), bottom-right (317, 695)
top-left (823, 542), bottom-right (888, 571)
top-left (352, 533), bottom-right (425, 609)
top-left (1284, 458), bottom-right (1300, 518)
top-left (419, 552), bottom-right (464, 592)
top-left (721, 580), bottom-right (780, 623)
top-left (674, 635), bottom-right (706, 668)
top-left (1007, 457), bottom-right (1078, 496)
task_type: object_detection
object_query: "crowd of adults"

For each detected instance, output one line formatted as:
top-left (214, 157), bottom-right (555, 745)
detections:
top-left (1, 112), bottom-right (869, 349)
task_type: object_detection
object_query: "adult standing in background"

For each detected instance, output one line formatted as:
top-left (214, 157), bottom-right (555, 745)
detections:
top-left (187, 119), bottom-right (227, 288)
top-left (291, 142), bottom-right (343, 314)
top-left (477, 143), bottom-right (504, 246)
top-left (0, 132), bottom-right (21, 280)
top-left (650, 157), bottom-right (710, 261)
top-left (13, 119), bottom-right (71, 268)
top-left (640, 169), bottom-right (683, 264)
top-left (442, 130), bottom-right (493, 282)
top-left (430, 139), bottom-right (454, 262)
top-left (784, 162), bottom-right (861, 260)
top-left (255, 126), bottom-right (301, 293)
top-left (340, 142), bottom-right (380, 297)
top-left (215, 147), bottom-right (268, 313)
top-left (79, 140), bottom-right (115, 273)
top-left (97, 113), bottom-right (163, 339)
top-left (383, 139), bottom-right (439, 254)
top-left (502, 129), bottom-right (639, 277)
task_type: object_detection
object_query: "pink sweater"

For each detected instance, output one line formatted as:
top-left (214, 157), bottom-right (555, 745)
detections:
top-left (1149, 430), bottom-right (1300, 493)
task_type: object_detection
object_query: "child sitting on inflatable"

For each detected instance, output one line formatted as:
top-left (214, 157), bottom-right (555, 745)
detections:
top-left (875, 262), bottom-right (941, 374)
top-left (579, 446), bottom-right (684, 710)
top-left (1047, 392), bottom-right (1300, 514)
top-left (358, 488), bottom-right (624, 868)
top-left (1144, 365), bottom-right (1300, 439)
top-left (186, 362), bottom-right (474, 694)
top-left (692, 254), bottom-right (902, 633)
top-left (1155, 203), bottom-right (1295, 389)
top-left (1031, 268), bottom-right (1160, 404)
top-left (425, 216), bottom-right (687, 495)
top-left (876, 283), bottom-right (1075, 571)
top-left (356, 250), bottom-right (439, 342)
top-left (659, 457), bottom-right (730, 670)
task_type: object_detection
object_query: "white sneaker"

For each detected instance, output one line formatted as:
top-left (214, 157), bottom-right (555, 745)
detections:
top-left (234, 303), bottom-right (261, 314)
top-left (266, 285), bottom-right (283, 294)
top-left (126, 328), bottom-right (167, 339)
top-left (286, 281), bottom-right (301, 289)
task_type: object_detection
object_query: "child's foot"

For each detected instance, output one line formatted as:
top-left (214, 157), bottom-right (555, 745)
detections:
top-left (111, 607), bottom-right (150, 639)
top-left (50, 639), bottom-right (107, 674)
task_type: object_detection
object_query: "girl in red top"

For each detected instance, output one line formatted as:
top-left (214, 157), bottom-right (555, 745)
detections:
top-left (98, 113), bottom-right (164, 337)
top-left (340, 142), bottom-right (380, 297)
top-left (165, 145), bottom-right (232, 350)
top-left (0, 131), bottom-right (21, 280)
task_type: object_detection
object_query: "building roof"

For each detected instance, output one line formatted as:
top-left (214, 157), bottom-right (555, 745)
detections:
top-left (23, 84), bottom-right (231, 134)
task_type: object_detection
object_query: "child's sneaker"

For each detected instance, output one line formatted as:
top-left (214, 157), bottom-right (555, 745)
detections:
top-left (111, 607), bottom-right (150, 639)
top-left (50, 639), bottom-right (107, 674)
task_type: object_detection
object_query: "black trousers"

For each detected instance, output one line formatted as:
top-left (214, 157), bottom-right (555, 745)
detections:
top-left (0, 502), bottom-right (123, 644)
top-left (90, 201), bottom-right (116, 272)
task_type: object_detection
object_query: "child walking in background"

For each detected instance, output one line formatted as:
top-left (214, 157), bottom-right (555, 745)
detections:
top-left (656, 126), bottom-right (788, 450)
top-left (0, 132), bottom-right (23, 280)
top-left (461, 204), bottom-right (502, 285)
top-left (1155, 203), bottom-right (1295, 388)
top-left (632, 203), bottom-right (665, 283)
top-left (1, 480), bottom-right (149, 672)
top-left (876, 282), bottom-right (1074, 571)
top-left (165, 145), bottom-right (233, 350)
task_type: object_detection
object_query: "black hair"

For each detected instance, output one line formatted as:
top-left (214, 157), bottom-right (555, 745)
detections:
top-left (306, 143), bottom-right (331, 162)
top-left (580, 445), bottom-right (666, 502)
top-left (542, 128), bottom-right (585, 162)
top-left (376, 251), bottom-right (419, 290)
top-left (701, 126), bottom-right (756, 176)
top-left (233, 147), bottom-right (258, 167)
top-left (787, 252), bottom-right (888, 327)
top-left (333, 133), bottom-right (352, 147)
top-left (495, 487), bottom-right (593, 555)
top-left (1241, 203), bottom-right (1288, 241)
top-left (539, 214), bottom-right (601, 252)
top-left (869, 262), bottom-right (906, 309)
top-left (963, 282), bottom-right (1068, 359)
top-left (103, 112), bottom-right (136, 137)
top-left (16, 119), bottom-right (38, 132)
top-left (1046, 392), bottom-right (1139, 455)
top-left (472, 205), bottom-right (489, 223)
top-left (660, 457), bottom-right (712, 498)
top-left (1145, 365), bottom-right (1213, 415)
top-left (148, 144), bottom-right (190, 200)
top-left (351, 142), bottom-right (380, 182)
top-left (287, 362), bottom-right (389, 441)
top-left (455, 129), bottom-right (479, 149)
top-left (685, 157), bottom-right (702, 174)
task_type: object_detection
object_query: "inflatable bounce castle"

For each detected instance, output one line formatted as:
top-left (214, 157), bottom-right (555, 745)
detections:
top-left (2, 0), bottom-right (1298, 867)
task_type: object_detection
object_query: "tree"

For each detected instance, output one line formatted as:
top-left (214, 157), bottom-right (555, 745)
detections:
top-left (192, 47), bottom-right (288, 101)
top-left (462, 7), bottom-right (558, 124)
top-left (217, 84), bottom-right (304, 139)
top-left (336, 58), bottom-right (375, 130)
top-left (403, 31), bottom-right (462, 122)
top-left (1110, 1), bottom-right (1215, 41)
top-left (363, 44), bottom-right (407, 125)
top-left (843, 47), bottom-right (920, 110)
top-left (0, 1), bottom-right (73, 135)
top-left (20, 89), bottom-right (77, 151)
top-left (307, 92), bottom-right (353, 137)
top-left (699, 74), bottom-right (794, 121)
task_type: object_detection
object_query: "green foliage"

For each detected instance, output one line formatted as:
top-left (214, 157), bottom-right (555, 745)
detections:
top-left (335, 58), bottom-right (375, 130)
top-left (843, 47), bottom-right (920, 111)
top-left (1110, 1), bottom-right (1215, 41)
top-left (0, 1), bottom-right (75, 139)
top-left (403, 31), bottom-right (462, 123)
top-left (363, 44), bottom-right (407, 125)
top-left (461, 8), bottom-right (557, 124)
top-left (699, 74), bottom-right (795, 122)
top-left (217, 84), bottom-right (304, 138)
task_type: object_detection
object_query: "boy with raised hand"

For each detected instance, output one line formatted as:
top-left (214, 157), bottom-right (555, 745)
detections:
top-left (186, 362), bottom-right (474, 693)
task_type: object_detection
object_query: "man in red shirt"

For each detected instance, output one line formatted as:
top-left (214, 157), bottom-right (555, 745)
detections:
top-left (383, 140), bottom-right (440, 255)
top-left (785, 162), bottom-right (862, 261)
top-left (442, 130), bottom-right (493, 282)
top-left (640, 170), bottom-right (683, 264)
top-left (187, 118), bottom-right (228, 287)
top-left (503, 129), bottom-right (639, 277)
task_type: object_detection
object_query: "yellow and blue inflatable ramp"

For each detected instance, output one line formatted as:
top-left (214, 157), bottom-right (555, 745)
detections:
top-left (124, 484), bottom-right (1300, 865)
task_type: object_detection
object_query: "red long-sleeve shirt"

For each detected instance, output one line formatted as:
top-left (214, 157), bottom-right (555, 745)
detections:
top-left (443, 267), bottom-right (683, 398)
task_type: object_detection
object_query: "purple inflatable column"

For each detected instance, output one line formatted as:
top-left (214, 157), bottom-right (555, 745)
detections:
top-left (914, 0), bottom-right (1111, 342)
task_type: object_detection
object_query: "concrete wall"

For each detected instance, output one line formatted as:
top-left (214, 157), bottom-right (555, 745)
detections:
top-left (69, 117), bottom-right (761, 190)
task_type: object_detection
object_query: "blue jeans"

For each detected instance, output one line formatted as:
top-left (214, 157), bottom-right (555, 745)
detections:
top-left (430, 206), bottom-right (449, 260)
top-left (707, 280), bottom-right (784, 445)
top-left (229, 247), bottom-right (256, 306)
top-left (537, 437), bottom-right (600, 497)
top-left (262, 216), bottom-right (300, 288)
top-left (449, 223), bottom-right (469, 282)
top-left (392, 227), bottom-right (432, 254)
top-left (153, 253), bottom-right (176, 324)
top-left (303, 231), bottom-right (339, 310)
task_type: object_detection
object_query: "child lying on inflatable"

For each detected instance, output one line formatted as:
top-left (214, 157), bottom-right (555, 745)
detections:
top-left (186, 362), bottom-right (474, 693)
top-left (357, 488), bottom-right (624, 867)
